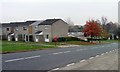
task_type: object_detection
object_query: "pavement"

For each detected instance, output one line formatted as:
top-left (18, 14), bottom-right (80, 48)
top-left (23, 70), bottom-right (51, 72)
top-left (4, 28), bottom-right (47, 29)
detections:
top-left (58, 45), bottom-right (80, 48)
top-left (2, 42), bottom-right (118, 70)
top-left (58, 49), bottom-right (118, 70)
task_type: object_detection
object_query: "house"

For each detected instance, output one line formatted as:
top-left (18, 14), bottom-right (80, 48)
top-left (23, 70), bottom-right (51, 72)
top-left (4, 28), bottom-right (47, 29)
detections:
top-left (28, 20), bottom-right (44, 42)
top-left (1, 19), bottom-right (68, 42)
top-left (1, 21), bottom-right (36, 41)
top-left (37, 19), bottom-right (68, 42)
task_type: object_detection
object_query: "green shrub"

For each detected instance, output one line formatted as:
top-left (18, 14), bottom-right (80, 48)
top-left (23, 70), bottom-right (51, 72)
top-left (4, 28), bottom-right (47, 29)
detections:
top-left (52, 37), bottom-right (82, 42)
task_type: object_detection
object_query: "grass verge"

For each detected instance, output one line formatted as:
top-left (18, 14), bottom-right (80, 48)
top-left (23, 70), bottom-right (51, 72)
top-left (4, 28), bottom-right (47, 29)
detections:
top-left (1, 41), bottom-right (57, 54)
top-left (1, 40), bottom-right (117, 54)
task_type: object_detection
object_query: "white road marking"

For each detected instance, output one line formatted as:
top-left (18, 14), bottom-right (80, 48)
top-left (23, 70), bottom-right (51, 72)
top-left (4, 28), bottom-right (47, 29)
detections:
top-left (76, 49), bottom-right (82, 51)
top-left (109, 51), bottom-right (112, 53)
top-left (106, 52), bottom-right (108, 54)
top-left (92, 47), bottom-right (98, 49)
top-left (63, 51), bottom-right (71, 53)
top-left (5, 55), bottom-right (41, 62)
top-left (66, 63), bottom-right (75, 66)
top-left (52, 68), bottom-right (59, 70)
top-left (5, 58), bottom-right (24, 62)
top-left (95, 55), bottom-right (99, 57)
top-left (24, 55), bottom-right (41, 59)
top-left (89, 57), bottom-right (94, 59)
top-left (101, 53), bottom-right (104, 55)
top-left (76, 49), bottom-right (87, 51)
top-left (52, 52), bottom-right (63, 55)
top-left (80, 59), bottom-right (86, 62)
top-left (102, 46), bottom-right (104, 47)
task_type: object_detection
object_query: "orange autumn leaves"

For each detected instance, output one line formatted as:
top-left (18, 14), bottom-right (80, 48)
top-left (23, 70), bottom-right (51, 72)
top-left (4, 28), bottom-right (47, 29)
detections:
top-left (82, 20), bottom-right (109, 38)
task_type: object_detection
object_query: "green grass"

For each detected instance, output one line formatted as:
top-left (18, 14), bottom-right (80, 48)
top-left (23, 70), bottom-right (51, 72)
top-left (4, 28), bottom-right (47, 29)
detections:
top-left (1, 40), bottom-right (98, 53)
top-left (101, 40), bottom-right (118, 43)
top-left (1, 41), bottom-right (57, 53)
top-left (1, 40), bottom-right (118, 54)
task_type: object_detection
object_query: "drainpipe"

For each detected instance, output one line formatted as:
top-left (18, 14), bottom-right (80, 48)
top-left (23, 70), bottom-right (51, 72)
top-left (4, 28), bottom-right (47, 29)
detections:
top-left (25, 34), bottom-right (26, 42)
top-left (15, 34), bottom-right (18, 41)
top-left (28, 35), bottom-right (29, 42)
top-left (8, 35), bottom-right (11, 41)
top-left (35, 35), bottom-right (37, 42)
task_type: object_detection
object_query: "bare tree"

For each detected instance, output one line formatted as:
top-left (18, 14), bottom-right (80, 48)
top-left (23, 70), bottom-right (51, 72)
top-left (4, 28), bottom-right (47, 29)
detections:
top-left (65, 17), bottom-right (74, 26)
top-left (101, 16), bottom-right (107, 25)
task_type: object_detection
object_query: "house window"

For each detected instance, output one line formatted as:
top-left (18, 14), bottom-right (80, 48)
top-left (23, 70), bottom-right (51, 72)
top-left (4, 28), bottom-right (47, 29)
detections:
top-left (35, 26), bottom-right (38, 30)
top-left (23, 26), bottom-right (27, 30)
top-left (45, 25), bottom-right (49, 30)
top-left (46, 34), bottom-right (49, 39)
top-left (6, 28), bottom-right (9, 31)
top-left (15, 27), bottom-right (19, 31)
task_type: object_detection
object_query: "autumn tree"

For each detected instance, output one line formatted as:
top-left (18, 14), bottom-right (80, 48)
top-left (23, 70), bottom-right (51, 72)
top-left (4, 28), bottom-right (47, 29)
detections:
top-left (82, 20), bottom-right (101, 42)
top-left (83, 20), bottom-right (110, 42)
top-left (99, 24), bottom-right (110, 39)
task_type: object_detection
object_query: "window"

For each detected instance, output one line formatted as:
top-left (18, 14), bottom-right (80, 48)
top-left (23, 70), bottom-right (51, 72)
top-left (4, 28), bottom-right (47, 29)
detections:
top-left (35, 26), bottom-right (38, 30)
top-left (46, 34), bottom-right (49, 39)
top-left (23, 26), bottom-right (27, 30)
top-left (45, 25), bottom-right (49, 30)
top-left (15, 27), bottom-right (19, 31)
top-left (6, 28), bottom-right (9, 31)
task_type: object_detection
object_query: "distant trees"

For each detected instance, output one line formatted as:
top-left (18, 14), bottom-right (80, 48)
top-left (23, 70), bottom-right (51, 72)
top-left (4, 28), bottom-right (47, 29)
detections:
top-left (65, 17), bottom-right (74, 26)
top-left (100, 17), bottom-right (119, 39)
top-left (103, 22), bottom-right (119, 39)
top-left (68, 25), bottom-right (83, 32)
top-left (118, 26), bottom-right (120, 39)
top-left (101, 17), bottom-right (108, 25)
top-left (99, 25), bottom-right (109, 39)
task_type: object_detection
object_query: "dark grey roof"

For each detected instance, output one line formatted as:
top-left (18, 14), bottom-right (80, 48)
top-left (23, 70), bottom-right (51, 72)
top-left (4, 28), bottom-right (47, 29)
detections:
top-left (39, 19), bottom-right (61, 25)
top-left (26, 21), bottom-right (36, 24)
top-left (31, 20), bottom-right (43, 26)
top-left (1, 21), bottom-right (36, 26)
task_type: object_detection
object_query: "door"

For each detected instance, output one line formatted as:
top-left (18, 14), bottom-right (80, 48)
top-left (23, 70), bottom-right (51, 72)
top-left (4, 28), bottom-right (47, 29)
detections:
top-left (45, 34), bottom-right (49, 42)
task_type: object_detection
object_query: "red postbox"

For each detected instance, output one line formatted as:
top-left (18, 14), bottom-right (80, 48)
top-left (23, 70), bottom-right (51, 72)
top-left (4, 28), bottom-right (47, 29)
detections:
top-left (54, 36), bottom-right (58, 46)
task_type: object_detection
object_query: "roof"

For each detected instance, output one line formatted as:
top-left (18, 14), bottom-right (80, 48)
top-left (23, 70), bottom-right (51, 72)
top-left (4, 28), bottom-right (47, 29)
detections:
top-left (26, 21), bottom-right (36, 24)
top-left (39, 19), bottom-right (61, 25)
top-left (31, 20), bottom-right (43, 26)
top-left (1, 21), bottom-right (36, 26)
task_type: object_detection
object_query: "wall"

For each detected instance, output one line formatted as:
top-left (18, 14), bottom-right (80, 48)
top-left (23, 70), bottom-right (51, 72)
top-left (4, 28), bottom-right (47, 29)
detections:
top-left (38, 25), bottom-right (52, 42)
top-left (52, 20), bottom-right (68, 39)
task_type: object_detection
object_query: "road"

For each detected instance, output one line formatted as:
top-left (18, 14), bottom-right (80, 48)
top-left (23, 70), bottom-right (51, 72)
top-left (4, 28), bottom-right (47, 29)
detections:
top-left (2, 42), bottom-right (118, 71)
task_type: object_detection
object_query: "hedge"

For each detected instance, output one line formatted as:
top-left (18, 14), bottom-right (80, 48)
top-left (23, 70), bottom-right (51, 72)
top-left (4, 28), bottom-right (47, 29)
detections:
top-left (52, 37), bottom-right (82, 42)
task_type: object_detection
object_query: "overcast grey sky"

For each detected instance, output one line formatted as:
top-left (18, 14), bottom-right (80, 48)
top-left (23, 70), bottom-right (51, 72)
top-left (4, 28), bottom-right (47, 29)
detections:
top-left (0, 0), bottom-right (119, 25)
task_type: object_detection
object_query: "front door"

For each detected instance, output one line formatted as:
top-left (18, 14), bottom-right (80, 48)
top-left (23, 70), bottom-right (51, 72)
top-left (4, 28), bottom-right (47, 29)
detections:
top-left (45, 34), bottom-right (49, 42)
top-left (35, 36), bottom-right (39, 42)
top-left (8, 35), bottom-right (11, 41)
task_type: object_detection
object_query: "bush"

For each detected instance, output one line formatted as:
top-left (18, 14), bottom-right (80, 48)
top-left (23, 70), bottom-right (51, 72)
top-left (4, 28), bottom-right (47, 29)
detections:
top-left (52, 37), bottom-right (81, 42)
top-left (65, 37), bottom-right (81, 41)
top-left (87, 38), bottom-right (101, 42)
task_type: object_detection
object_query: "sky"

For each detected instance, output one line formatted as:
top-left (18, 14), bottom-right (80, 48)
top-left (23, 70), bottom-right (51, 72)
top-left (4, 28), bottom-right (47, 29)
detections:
top-left (0, 0), bottom-right (119, 25)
